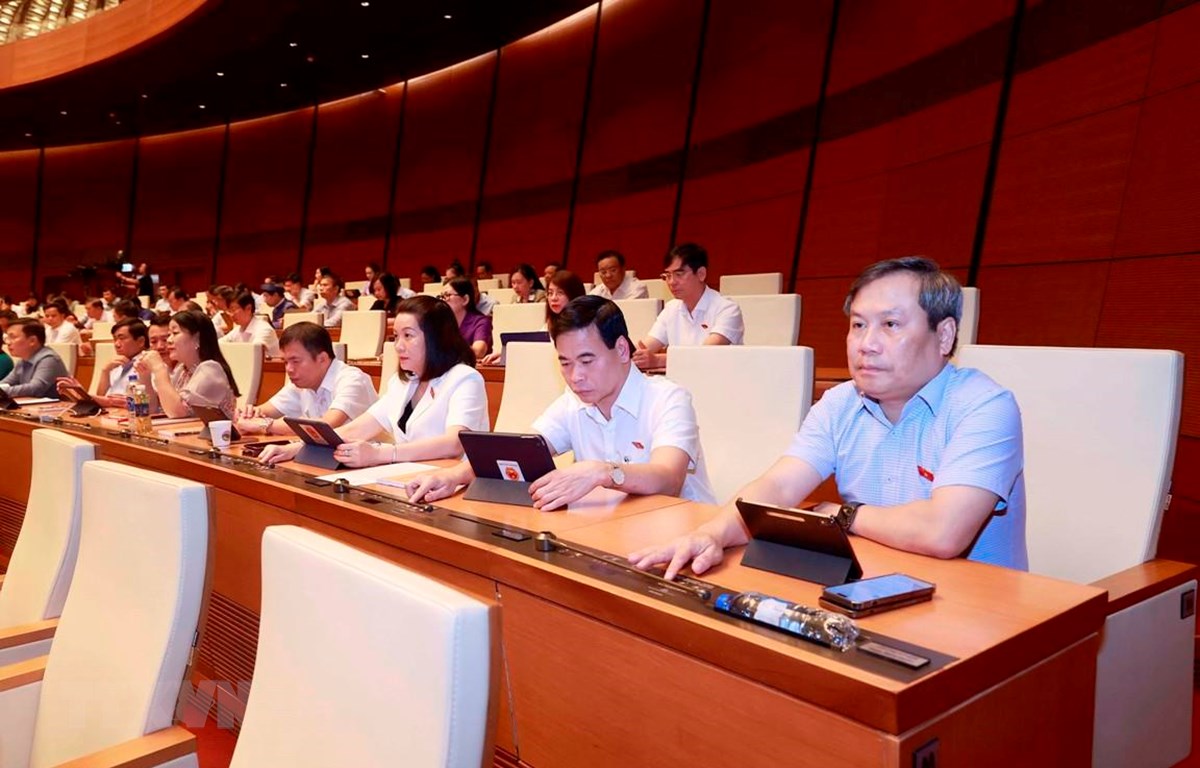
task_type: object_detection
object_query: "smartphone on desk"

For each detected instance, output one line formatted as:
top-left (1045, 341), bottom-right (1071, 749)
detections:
top-left (819, 573), bottom-right (935, 618)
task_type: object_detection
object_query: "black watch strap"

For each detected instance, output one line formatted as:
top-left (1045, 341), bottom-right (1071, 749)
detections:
top-left (836, 502), bottom-right (862, 533)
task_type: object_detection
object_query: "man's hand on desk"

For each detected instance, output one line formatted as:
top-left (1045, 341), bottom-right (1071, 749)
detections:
top-left (258, 441), bottom-right (302, 466)
top-left (405, 462), bottom-right (474, 503)
top-left (528, 461), bottom-right (608, 511)
top-left (628, 532), bottom-right (725, 581)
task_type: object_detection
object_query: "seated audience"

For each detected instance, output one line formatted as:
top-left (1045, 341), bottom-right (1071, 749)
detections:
top-left (543, 262), bottom-right (560, 283)
top-left (420, 265), bottom-right (442, 288)
top-left (259, 296), bottom-right (487, 467)
top-left (313, 272), bottom-right (354, 328)
top-left (43, 299), bottom-right (82, 344)
top-left (153, 285), bottom-right (172, 312)
top-left (56, 318), bottom-right (148, 408)
top-left (283, 272), bottom-right (314, 310)
top-left (80, 299), bottom-right (112, 330)
top-left (0, 310), bottom-right (17, 380)
top-left (481, 269), bottom-right (586, 365)
top-left (510, 263), bottom-right (547, 304)
top-left (442, 278), bottom-right (492, 359)
top-left (206, 285), bottom-right (236, 334)
top-left (590, 250), bottom-right (648, 300)
top-left (237, 322), bottom-right (377, 437)
top-left (167, 288), bottom-right (189, 313)
top-left (221, 292), bottom-right (281, 357)
top-left (633, 243), bottom-right (744, 370)
top-left (146, 313), bottom-right (176, 375)
top-left (444, 261), bottom-right (466, 281)
top-left (370, 273), bottom-right (413, 317)
top-left (407, 296), bottom-right (715, 509)
top-left (364, 262), bottom-right (381, 293)
top-left (475, 261), bottom-right (495, 282)
top-left (0, 318), bottom-right (70, 398)
top-left (260, 283), bottom-right (297, 329)
top-left (137, 310), bottom-right (240, 420)
top-left (629, 257), bottom-right (1027, 579)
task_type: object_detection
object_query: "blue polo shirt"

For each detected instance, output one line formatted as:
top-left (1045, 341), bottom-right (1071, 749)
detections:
top-left (786, 363), bottom-right (1027, 569)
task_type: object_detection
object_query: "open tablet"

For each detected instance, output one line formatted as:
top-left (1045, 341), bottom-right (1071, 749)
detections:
top-left (58, 383), bottom-right (106, 417)
top-left (736, 498), bottom-right (863, 586)
top-left (282, 417), bottom-right (344, 469)
top-left (193, 404), bottom-right (241, 442)
top-left (459, 430), bottom-right (556, 507)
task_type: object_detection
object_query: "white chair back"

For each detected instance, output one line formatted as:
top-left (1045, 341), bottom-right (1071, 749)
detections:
top-left (357, 295), bottom-right (376, 312)
top-left (88, 343), bottom-right (116, 395)
top-left (485, 287), bottom-right (516, 305)
top-left (729, 294), bottom-right (802, 346)
top-left (89, 321), bottom-right (113, 341)
top-left (958, 286), bottom-right (980, 347)
top-left (490, 302), bottom-right (548, 353)
top-left (494, 342), bottom-right (564, 434)
top-left (332, 342), bottom-right (347, 362)
top-left (667, 346), bottom-right (813, 504)
top-left (344, 280), bottom-right (369, 294)
top-left (138, 296), bottom-right (151, 309)
top-left (29, 460), bottom-right (209, 767)
top-left (0, 430), bottom-right (95, 666)
top-left (639, 279), bottom-right (672, 301)
top-left (230, 526), bottom-right (492, 768)
top-left (955, 345), bottom-right (1183, 583)
top-left (282, 311), bottom-right (321, 329)
top-left (398, 277), bottom-right (411, 289)
top-left (219, 342), bottom-right (265, 410)
top-left (719, 272), bottom-right (782, 295)
top-left (476, 278), bottom-right (500, 291)
top-left (340, 310), bottom-right (387, 360)
top-left (613, 298), bottom-right (662, 344)
top-left (422, 282), bottom-right (443, 297)
top-left (191, 293), bottom-right (208, 311)
top-left (46, 343), bottom-right (78, 377)
top-left (380, 341), bottom-right (399, 395)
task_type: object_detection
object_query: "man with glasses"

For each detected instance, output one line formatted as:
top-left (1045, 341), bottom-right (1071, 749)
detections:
top-left (56, 318), bottom-right (149, 408)
top-left (632, 242), bottom-right (744, 370)
top-left (590, 250), bottom-right (649, 300)
top-left (0, 318), bottom-right (70, 399)
top-left (221, 292), bottom-right (281, 357)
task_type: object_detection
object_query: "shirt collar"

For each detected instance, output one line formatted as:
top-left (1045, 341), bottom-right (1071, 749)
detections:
top-left (687, 285), bottom-right (717, 319)
top-left (579, 365), bottom-right (646, 422)
top-left (856, 361), bottom-right (954, 423)
top-left (315, 358), bottom-right (343, 394)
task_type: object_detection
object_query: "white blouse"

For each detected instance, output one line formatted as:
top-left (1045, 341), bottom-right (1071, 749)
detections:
top-left (367, 363), bottom-right (489, 448)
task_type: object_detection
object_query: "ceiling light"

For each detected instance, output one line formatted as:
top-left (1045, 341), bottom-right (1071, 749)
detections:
top-left (444, 14), bottom-right (452, 19)
top-left (289, 42), bottom-right (297, 47)
top-left (24, 132), bottom-right (32, 137)
top-left (141, 93), bottom-right (148, 99)
top-left (59, 110), bottom-right (67, 115)
top-left (280, 83), bottom-right (288, 88)
top-left (361, 1), bottom-right (369, 6)
top-left (216, 71), bottom-right (224, 77)
top-left (361, 53), bottom-right (369, 59)
top-left (199, 104), bottom-right (206, 109)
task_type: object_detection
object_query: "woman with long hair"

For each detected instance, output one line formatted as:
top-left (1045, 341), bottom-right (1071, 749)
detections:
top-left (441, 277), bottom-right (492, 359)
top-left (509, 263), bottom-right (546, 304)
top-left (260, 295), bottom-right (488, 467)
top-left (370, 272), bottom-right (407, 317)
top-left (136, 309), bottom-right (240, 419)
top-left (481, 269), bottom-right (585, 365)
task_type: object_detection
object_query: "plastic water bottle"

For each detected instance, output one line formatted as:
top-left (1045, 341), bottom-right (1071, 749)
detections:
top-left (125, 373), bottom-right (152, 435)
top-left (714, 591), bottom-right (859, 651)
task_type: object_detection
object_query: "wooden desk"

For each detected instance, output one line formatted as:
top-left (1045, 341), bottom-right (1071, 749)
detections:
top-left (0, 415), bottom-right (1106, 766)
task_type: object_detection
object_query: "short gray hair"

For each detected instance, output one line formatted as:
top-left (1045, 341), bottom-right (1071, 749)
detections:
top-left (843, 257), bottom-right (963, 354)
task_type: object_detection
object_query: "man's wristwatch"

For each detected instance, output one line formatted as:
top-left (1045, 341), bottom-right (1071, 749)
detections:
top-left (608, 463), bottom-right (625, 488)
top-left (835, 502), bottom-right (862, 533)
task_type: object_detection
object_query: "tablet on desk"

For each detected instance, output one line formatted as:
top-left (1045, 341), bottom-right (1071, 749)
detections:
top-left (58, 383), bottom-right (106, 417)
top-left (460, 430), bottom-right (556, 507)
top-left (282, 417), bottom-right (344, 469)
top-left (736, 498), bottom-right (863, 586)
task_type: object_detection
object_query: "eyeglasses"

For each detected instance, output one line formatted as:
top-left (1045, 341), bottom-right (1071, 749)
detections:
top-left (661, 267), bottom-right (693, 282)
top-left (439, 292), bottom-right (457, 301)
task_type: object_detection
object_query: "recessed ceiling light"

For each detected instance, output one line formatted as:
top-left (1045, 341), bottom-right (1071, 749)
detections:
top-left (360, 1), bottom-right (369, 6)
top-left (361, 53), bottom-right (369, 59)
top-left (24, 132), bottom-right (32, 137)
top-left (280, 82), bottom-right (288, 88)
top-left (444, 14), bottom-right (452, 19)
top-left (59, 110), bottom-right (67, 116)
top-left (216, 71), bottom-right (224, 77)
top-left (199, 104), bottom-right (206, 109)
top-left (115, 120), bottom-right (122, 125)
top-left (141, 93), bottom-right (148, 99)
top-left (289, 42), bottom-right (298, 47)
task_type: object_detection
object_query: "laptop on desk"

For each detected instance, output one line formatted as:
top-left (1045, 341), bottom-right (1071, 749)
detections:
top-left (460, 430), bottom-right (556, 507)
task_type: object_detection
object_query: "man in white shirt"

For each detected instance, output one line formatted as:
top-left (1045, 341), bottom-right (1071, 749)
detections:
top-left (633, 243), bottom-right (743, 370)
top-left (153, 285), bottom-right (172, 313)
top-left (56, 318), bottom-right (148, 408)
top-left (237, 322), bottom-right (377, 437)
top-left (221, 293), bottom-right (281, 358)
top-left (406, 296), bottom-right (715, 509)
top-left (313, 273), bottom-right (354, 328)
top-left (590, 250), bottom-right (649, 300)
top-left (42, 300), bottom-right (82, 344)
top-left (283, 273), bottom-right (315, 310)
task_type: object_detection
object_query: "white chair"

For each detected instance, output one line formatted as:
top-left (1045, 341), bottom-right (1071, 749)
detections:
top-left (340, 310), bottom-right (387, 360)
top-left (491, 302), bottom-right (548, 353)
top-left (282, 311), bottom-right (321, 329)
top-left (138, 296), bottom-right (152, 309)
top-left (380, 341), bottom-right (399, 395)
top-left (729, 294), bottom-right (802, 346)
top-left (496, 273), bottom-right (509, 288)
top-left (422, 283), bottom-right (444, 297)
top-left (229, 526), bottom-right (493, 768)
top-left (477, 278), bottom-right (500, 291)
top-left (88, 343), bottom-right (116, 395)
top-left (191, 293), bottom-right (208, 311)
top-left (719, 272), bottom-right (782, 295)
top-left (666, 346), bottom-right (813, 504)
top-left (614, 298), bottom-right (662, 344)
top-left (485, 287), bottom-right (516, 305)
top-left (344, 280), bottom-right (369, 294)
top-left (332, 342), bottom-right (347, 362)
top-left (90, 320), bottom-right (113, 341)
top-left (357, 294), bottom-right (376, 312)
top-left (494, 342), bottom-right (563, 434)
top-left (219, 342), bottom-right (264, 410)
top-left (637, 279), bottom-right (671, 301)
top-left (46, 342), bottom-right (78, 377)
top-left (955, 344), bottom-right (1192, 768)
top-left (398, 277), bottom-right (411, 290)
top-left (0, 430), bottom-right (95, 666)
top-left (958, 286), bottom-right (980, 347)
top-left (0, 460), bottom-right (210, 767)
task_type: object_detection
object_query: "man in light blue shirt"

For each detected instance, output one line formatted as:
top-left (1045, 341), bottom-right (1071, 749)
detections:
top-left (630, 256), bottom-right (1027, 577)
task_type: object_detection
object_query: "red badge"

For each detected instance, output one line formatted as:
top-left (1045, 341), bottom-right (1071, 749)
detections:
top-left (918, 466), bottom-right (934, 482)
top-left (632, 441), bottom-right (644, 450)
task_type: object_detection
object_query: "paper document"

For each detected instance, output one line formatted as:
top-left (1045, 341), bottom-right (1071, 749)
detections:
top-left (317, 462), bottom-right (439, 486)
top-left (13, 397), bottom-right (60, 406)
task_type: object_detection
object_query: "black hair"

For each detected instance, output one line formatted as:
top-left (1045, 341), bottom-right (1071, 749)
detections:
top-left (664, 242), bottom-right (708, 272)
top-left (512, 263), bottom-right (545, 292)
top-left (170, 310), bottom-right (240, 397)
top-left (843, 256), bottom-right (963, 355)
top-left (549, 295), bottom-right (632, 353)
top-left (112, 317), bottom-right (149, 346)
top-left (278, 321), bottom-right (335, 360)
top-left (446, 277), bottom-right (482, 315)
top-left (546, 270), bottom-right (587, 324)
top-left (10, 317), bottom-right (45, 345)
top-left (395, 295), bottom-right (476, 382)
top-left (596, 249), bottom-right (626, 267)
